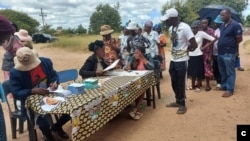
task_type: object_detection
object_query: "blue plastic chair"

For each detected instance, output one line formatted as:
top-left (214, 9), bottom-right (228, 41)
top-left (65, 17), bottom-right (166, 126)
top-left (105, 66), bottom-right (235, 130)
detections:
top-left (57, 69), bottom-right (78, 83)
top-left (0, 81), bottom-right (25, 139)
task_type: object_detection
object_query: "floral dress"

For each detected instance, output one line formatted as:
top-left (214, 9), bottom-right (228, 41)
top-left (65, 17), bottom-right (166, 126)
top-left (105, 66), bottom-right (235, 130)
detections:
top-left (103, 38), bottom-right (120, 66)
top-left (202, 27), bottom-right (214, 77)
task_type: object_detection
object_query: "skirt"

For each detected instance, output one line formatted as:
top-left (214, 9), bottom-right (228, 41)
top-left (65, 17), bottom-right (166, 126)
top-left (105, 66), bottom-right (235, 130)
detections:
top-left (188, 55), bottom-right (204, 79)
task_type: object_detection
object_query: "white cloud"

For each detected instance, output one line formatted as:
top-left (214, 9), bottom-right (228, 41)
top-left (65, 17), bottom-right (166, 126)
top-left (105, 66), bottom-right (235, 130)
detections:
top-left (0, 0), bottom-right (249, 29)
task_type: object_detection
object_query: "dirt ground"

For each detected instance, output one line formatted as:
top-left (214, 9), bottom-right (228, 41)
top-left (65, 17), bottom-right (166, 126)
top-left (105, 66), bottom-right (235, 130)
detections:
top-left (1, 36), bottom-right (250, 141)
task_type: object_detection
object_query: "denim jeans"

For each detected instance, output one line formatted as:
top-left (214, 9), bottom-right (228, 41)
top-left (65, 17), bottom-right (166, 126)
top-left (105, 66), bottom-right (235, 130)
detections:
top-left (217, 53), bottom-right (236, 93)
top-left (0, 104), bottom-right (7, 141)
top-left (169, 61), bottom-right (187, 106)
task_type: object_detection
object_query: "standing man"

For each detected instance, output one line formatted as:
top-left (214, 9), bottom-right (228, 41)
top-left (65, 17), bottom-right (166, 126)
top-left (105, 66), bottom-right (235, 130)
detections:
top-left (161, 8), bottom-right (197, 114)
top-left (100, 25), bottom-right (120, 67)
top-left (217, 8), bottom-right (243, 97)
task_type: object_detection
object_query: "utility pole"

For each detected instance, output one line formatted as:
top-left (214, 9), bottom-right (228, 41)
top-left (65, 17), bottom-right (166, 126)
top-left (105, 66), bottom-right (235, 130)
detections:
top-left (39, 8), bottom-right (47, 28)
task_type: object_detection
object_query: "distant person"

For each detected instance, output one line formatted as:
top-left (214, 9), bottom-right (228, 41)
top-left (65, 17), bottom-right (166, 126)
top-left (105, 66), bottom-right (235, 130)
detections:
top-left (79, 40), bottom-right (108, 78)
top-left (217, 8), bottom-right (243, 97)
top-left (188, 20), bottom-right (216, 92)
top-left (154, 23), bottom-right (167, 78)
top-left (161, 8), bottom-right (197, 114)
top-left (119, 26), bottom-right (129, 67)
top-left (124, 46), bottom-right (154, 120)
top-left (201, 18), bottom-right (215, 91)
top-left (14, 29), bottom-right (33, 49)
top-left (100, 25), bottom-right (121, 67)
top-left (213, 15), bottom-right (223, 89)
top-left (126, 22), bottom-right (151, 66)
top-left (9, 47), bottom-right (71, 141)
top-left (0, 14), bottom-right (15, 141)
top-left (1, 23), bottom-right (23, 80)
top-left (143, 20), bottom-right (160, 60)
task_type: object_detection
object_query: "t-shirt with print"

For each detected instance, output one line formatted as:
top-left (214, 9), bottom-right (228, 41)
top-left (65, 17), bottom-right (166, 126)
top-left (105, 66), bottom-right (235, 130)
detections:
top-left (189, 31), bottom-right (215, 56)
top-left (143, 31), bottom-right (159, 58)
top-left (168, 22), bottom-right (194, 62)
top-left (128, 34), bottom-right (151, 55)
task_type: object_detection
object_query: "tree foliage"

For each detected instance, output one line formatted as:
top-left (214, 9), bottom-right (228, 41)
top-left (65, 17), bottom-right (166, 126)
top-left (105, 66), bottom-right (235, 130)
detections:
top-left (75, 24), bottom-right (87, 34)
top-left (0, 9), bottom-right (39, 34)
top-left (89, 3), bottom-right (121, 34)
top-left (161, 0), bottom-right (249, 25)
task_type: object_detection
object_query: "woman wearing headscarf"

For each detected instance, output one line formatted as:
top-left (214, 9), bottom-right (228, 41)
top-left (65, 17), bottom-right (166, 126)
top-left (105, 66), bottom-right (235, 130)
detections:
top-left (154, 23), bottom-right (167, 77)
top-left (79, 40), bottom-right (109, 79)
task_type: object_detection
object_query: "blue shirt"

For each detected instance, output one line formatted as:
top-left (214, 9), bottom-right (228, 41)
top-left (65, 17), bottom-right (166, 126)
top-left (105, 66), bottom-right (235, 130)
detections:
top-left (218, 20), bottom-right (242, 54)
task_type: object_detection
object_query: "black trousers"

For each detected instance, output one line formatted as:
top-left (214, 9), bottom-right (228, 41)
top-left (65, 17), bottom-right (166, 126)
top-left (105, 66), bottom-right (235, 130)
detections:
top-left (212, 55), bottom-right (221, 84)
top-left (169, 61), bottom-right (187, 106)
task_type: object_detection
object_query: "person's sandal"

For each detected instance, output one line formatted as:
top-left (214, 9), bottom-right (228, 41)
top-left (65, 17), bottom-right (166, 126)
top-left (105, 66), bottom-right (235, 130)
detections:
top-left (195, 87), bottom-right (201, 93)
top-left (205, 87), bottom-right (211, 91)
top-left (186, 86), bottom-right (193, 90)
top-left (133, 112), bottom-right (143, 120)
top-left (166, 102), bottom-right (179, 107)
top-left (129, 108), bottom-right (137, 118)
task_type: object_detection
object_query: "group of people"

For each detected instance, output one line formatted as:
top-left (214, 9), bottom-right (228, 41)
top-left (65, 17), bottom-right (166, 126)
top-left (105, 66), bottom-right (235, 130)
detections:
top-left (161, 8), bottom-right (243, 115)
top-left (79, 21), bottom-right (165, 120)
top-left (0, 6), bottom-right (244, 141)
top-left (0, 15), bottom-right (70, 141)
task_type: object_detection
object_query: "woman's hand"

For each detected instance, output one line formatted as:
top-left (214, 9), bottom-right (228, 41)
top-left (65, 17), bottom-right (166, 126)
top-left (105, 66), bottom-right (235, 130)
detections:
top-left (32, 88), bottom-right (49, 95)
top-left (96, 70), bottom-right (104, 76)
top-left (124, 64), bottom-right (131, 71)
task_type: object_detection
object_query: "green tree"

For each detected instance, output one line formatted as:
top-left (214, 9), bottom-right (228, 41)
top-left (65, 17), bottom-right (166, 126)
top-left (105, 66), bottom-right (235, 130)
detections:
top-left (161, 0), bottom-right (249, 24)
top-left (89, 3), bottom-right (122, 34)
top-left (245, 15), bottom-right (250, 26)
top-left (0, 9), bottom-right (39, 34)
top-left (75, 24), bottom-right (87, 34)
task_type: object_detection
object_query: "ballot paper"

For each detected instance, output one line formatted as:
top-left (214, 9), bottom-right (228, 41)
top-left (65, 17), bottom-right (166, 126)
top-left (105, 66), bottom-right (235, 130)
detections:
top-left (103, 59), bottom-right (120, 72)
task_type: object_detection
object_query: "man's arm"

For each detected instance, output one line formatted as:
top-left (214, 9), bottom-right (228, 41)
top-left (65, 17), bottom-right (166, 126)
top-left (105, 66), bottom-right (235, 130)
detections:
top-left (236, 36), bottom-right (243, 44)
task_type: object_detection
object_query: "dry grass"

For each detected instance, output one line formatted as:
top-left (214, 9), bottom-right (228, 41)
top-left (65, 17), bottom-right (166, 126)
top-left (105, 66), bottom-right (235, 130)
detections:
top-left (45, 33), bottom-right (120, 52)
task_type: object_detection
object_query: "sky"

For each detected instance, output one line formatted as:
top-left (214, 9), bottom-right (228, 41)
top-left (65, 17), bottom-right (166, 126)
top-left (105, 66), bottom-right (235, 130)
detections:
top-left (0, 0), bottom-right (249, 30)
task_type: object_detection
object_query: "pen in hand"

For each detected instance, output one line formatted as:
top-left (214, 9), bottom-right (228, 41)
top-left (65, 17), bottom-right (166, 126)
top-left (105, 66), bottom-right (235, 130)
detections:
top-left (50, 81), bottom-right (58, 91)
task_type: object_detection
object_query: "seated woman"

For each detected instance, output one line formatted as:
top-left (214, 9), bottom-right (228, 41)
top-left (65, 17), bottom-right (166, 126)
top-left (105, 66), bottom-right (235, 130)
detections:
top-left (79, 40), bottom-right (108, 79)
top-left (125, 46), bottom-right (154, 120)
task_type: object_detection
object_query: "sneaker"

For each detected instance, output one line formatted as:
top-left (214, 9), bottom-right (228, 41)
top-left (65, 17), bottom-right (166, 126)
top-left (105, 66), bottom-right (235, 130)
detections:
top-left (216, 84), bottom-right (221, 88)
top-left (51, 125), bottom-right (69, 139)
top-left (195, 87), bottom-right (201, 93)
top-left (129, 108), bottom-right (137, 118)
top-left (166, 102), bottom-right (179, 107)
top-left (176, 106), bottom-right (187, 114)
top-left (133, 112), bottom-right (143, 120)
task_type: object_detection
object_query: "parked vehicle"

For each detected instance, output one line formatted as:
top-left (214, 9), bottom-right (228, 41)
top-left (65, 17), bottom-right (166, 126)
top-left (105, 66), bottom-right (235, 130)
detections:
top-left (32, 33), bottom-right (57, 43)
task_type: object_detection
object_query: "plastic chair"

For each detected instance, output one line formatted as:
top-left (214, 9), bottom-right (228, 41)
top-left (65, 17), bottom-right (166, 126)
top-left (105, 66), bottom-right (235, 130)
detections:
top-left (0, 81), bottom-right (25, 139)
top-left (57, 69), bottom-right (78, 84)
top-left (54, 69), bottom-right (78, 120)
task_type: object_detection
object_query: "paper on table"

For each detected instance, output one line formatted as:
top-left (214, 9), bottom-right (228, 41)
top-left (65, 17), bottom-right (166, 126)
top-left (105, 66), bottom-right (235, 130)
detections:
top-left (48, 85), bottom-right (72, 97)
top-left (103, 59), bottom-right (120, 72)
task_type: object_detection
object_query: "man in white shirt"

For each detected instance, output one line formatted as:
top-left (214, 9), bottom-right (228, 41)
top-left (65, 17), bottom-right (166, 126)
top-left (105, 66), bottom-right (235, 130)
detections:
top-left (161, 8), bottom-right (197, 114)
top-left (143, 21), bottom-right (159, 58)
